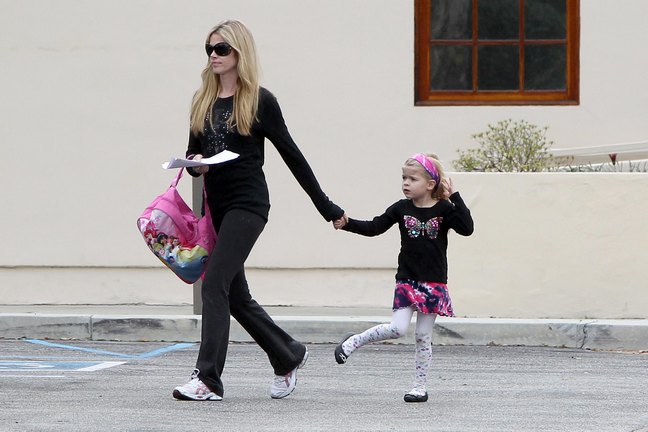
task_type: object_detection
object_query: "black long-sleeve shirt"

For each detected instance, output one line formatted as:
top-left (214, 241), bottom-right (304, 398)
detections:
top-left (186, 87), bottom-right (343, 227)
top-left (343, 193), bottom-right (474, 283)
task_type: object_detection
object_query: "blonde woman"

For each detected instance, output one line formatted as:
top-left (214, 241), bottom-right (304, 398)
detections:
top-left (173, 20), bottom-right (344, 401)
top-left (332, 154), bottom-right (474, 402)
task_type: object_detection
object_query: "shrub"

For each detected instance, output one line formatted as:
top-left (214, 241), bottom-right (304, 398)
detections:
top-left (454, 119), bottom-right (556, 172)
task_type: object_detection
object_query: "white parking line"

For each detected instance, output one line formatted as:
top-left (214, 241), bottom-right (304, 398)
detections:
top-left (75, 361), bottom-right (126, 371)
top-left (0, 361), bottom-right (126, 372)
top-left (1, 375), bottom-right (66, 378)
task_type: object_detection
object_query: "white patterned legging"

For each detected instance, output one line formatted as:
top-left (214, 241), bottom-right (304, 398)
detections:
top-left (341, 306), bottom-right (437, 391)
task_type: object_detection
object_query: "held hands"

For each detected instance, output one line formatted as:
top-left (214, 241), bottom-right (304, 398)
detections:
top-left (192, 154), bottom-right (209, 175)
top-left (332, 213), bottom-right (349, 230)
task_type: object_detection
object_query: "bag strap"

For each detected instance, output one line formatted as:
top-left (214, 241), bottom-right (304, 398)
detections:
top-left (169, 155), bottom-right (212, 220)
top-left (171, 153), bottom-right (196, 188)
top-left (202, 178), bottom-right (212, 219)
top-left (170, 167), bottom-right (184, 188)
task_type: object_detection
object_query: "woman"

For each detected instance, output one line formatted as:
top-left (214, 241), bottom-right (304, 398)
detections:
top-left (172, 20), bottom-right (344, 401)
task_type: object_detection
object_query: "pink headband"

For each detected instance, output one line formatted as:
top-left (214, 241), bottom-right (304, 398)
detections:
top-left (410, 153), bottom-right (440, 183)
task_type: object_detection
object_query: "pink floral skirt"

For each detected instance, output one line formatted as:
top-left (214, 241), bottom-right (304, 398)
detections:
top-left (392, 279), bottom-right (454, 317)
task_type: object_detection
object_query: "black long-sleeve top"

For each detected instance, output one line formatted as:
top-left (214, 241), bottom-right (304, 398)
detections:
top-left (343, 193), bottom-right (474, 283)
top-left (186, 87), bottom-right (343, 227)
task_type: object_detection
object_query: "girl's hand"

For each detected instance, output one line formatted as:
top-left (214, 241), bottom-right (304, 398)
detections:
top-left (442, 177), bottom-right (455, 199)
top-left (193, 154), bottom-right (209, 175)
top-left (333, 213), bottom-right (349, 230)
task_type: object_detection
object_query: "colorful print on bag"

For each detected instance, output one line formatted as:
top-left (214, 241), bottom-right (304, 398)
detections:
top-left (138, 211), bottom-right (210, 283)
top-left (137, 168), bottom-right (216, 284)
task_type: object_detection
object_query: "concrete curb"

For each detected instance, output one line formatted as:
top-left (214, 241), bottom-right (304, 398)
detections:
top-left (1, 313), bottom-right (647, 351)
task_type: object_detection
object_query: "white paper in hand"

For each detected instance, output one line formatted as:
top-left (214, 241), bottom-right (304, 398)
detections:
top-left (162, 150), bottom-right (239, 169)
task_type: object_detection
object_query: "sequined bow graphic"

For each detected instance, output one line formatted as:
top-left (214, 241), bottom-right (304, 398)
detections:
top-left (403, 215), bottom-right (442, 239)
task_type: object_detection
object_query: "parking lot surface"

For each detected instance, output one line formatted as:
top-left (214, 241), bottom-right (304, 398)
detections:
top-left (1, 340), bottom-right (647, 431)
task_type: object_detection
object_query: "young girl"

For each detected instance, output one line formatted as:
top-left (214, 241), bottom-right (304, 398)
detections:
top-left (172, 20), bottom-right (344, 401)
top-left (332, 153), bottom-right (473, 402)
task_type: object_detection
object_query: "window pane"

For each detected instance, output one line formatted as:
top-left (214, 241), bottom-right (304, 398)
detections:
top-left (431, 0), bottom-right (472, 40)
top-left (430, 45), bottom-right (472, 90)
top-left (525, 0), bottom-right (566, 39)
top-left (478, 45), bottom-right (519, 90)
top-left (525, 44), bottom-right (566, 90)
top-left (478, 0), bottom-right (519, 40)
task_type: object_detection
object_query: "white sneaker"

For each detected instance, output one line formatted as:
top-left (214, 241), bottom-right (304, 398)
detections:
top-left (173, 369), bottom-right (222, 401)
top-left (270, 348), bottom-right (309, 399)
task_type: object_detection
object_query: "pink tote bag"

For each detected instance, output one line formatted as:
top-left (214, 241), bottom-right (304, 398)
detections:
top-left (137, 168), bottom-right (217, 284)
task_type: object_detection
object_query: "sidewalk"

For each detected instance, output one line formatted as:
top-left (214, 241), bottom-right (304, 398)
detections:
top-left (1, 305), bottom-right (647, 351)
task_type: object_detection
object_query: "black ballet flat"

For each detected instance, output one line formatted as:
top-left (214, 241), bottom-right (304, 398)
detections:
top-left (334, 332), bottom-right (354, 364)
top-left (404, 392), bottom-right (428, 402)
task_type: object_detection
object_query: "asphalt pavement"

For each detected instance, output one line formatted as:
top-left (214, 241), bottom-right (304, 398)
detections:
top-left (1, 339), bottom-right (647, 432)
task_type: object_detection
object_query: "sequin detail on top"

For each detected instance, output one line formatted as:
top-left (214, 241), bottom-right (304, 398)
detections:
top-left (393, 279), bottom-right (454, 316)
top-left (403, 215), bottom-right (442, 239)
top-left (204, 103), bottom-right (233, 156)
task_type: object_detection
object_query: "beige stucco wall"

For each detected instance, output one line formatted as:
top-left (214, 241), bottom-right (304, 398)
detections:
top-left (1, 1), bottom-right (647, 318)
top-left (3, 173), bottom-right (647, 319)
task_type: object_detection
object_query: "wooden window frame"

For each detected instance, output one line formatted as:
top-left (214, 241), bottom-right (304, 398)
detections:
top-left (415, 0), bottom-right (580, 106)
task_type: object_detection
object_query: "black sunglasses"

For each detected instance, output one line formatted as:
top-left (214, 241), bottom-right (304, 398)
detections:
top-left (205, 42), bottom-right (233, 57)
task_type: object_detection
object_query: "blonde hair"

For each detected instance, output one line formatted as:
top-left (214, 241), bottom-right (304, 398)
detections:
top-left (190, 19), bottom-right (260, 136)
top-left (404, 153), bottom-right (447, 200)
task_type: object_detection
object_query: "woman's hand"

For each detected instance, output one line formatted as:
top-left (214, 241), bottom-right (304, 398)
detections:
top-left (192, 154), bottom-right (209, 175)
top-left (333, 213), bottom-right (349, 230)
